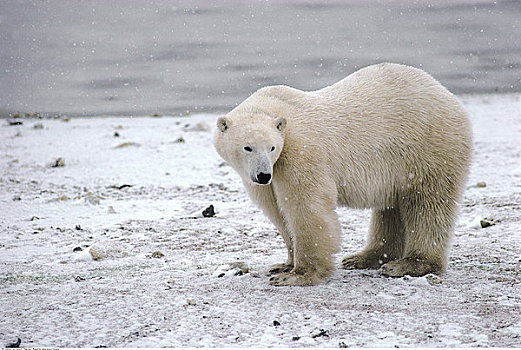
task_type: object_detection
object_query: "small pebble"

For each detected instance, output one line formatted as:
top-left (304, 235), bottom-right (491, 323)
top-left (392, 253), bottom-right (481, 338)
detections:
top-left (184, 122), bottom-right (210, 132)
top-left (51, 158), bottom-right (65, 168)
top-left (6, 338), bottom-right (21, 348)
top-left (480, 218), bottom-right (496, 228)
top-left (151, 251), bottom-right (165, 258)
top-left (425, 274), bottom-right (443, 285)
top-left (213, 262), bottom-right (250, 278)
top-left (115, 142), bottom-right (139, 148)
top-left (311, 329), bottom-right (329, 338)
top-left (202, 205), bottom-right (215, 218)
top-left (84, 193), bottom-right (101, 205)
top-left (89, 240), bottom-right (124, 260)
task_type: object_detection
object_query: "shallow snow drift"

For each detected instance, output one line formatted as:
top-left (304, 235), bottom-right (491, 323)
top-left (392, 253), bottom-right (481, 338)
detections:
top-left (1, 94), bottom-right (520, 347)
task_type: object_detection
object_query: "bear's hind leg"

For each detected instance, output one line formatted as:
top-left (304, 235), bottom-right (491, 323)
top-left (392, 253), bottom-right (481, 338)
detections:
top-left (380, 193), bottom-right (456, 277)
top-left (343, 207), bottom-right (405, 270)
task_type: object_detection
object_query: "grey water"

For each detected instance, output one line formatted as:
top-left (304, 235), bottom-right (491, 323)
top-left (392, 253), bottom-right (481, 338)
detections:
top-left (1, 0), bottom-right (520, 117)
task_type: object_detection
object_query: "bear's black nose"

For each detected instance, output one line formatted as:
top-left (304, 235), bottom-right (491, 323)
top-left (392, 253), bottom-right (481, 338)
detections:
top-left (257, 172), bottom-right (271, 184)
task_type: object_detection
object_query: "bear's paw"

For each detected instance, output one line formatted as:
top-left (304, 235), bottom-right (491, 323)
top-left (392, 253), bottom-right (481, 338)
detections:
top-left (267, 263), bottom-right (293, 276)
top-left (379, 257), bottom-right (442, 277)
top-left (342, 252), bottom-right (386, 270)
top-left (269, 272), bottom-right (326, 286)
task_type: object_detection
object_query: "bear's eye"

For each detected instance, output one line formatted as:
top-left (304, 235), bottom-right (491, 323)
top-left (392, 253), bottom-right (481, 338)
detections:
top-left (244, 146), bottom-right (253, 152)
top-left (270, 146), bottom-right (275, 152)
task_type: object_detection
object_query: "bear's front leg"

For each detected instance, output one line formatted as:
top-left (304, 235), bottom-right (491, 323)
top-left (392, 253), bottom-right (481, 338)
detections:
top-left (244, 182), bottom-right (295, 275)
top-left (269, 187), bottom-right (341, 286)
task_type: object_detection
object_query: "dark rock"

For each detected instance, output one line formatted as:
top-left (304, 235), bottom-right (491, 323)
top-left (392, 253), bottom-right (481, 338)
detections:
top-left (73, 246), bottom-right (83, 252)
top-left (480, 218), bottom-right (498, 228)
top-left (202, 205), bottom-right (215, 218)
top-left (151, 251), bottom-right (165, 258)
top-left (6, 338), bottom-right (21, 348)
top-left (51, 158), bottom-right (65, 168)
top-left (273, 320), bottom-right (281, 327)
top-left (311, 329), bottom-right (329, 338)
top-left (480, 220), bottom-right (492, 228)
top-left (230, 261), bottom-right (249, 274)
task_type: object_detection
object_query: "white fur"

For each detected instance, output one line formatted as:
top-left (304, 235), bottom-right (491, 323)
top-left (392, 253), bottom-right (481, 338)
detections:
top-left (214, 63), bottom-right (472, 286)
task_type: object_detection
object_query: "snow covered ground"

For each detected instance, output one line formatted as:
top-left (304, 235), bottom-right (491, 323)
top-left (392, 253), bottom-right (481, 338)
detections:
top-left (1, 94), bottom-right (520, 347)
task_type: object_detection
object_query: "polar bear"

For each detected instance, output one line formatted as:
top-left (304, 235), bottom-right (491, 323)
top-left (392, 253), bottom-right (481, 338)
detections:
top-left (214, 63), bottom-right (472, 286)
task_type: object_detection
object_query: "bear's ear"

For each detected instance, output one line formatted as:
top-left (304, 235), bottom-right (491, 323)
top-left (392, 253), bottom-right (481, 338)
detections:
top-left (217, 117), bottom-right (230, 132)
top-left (275, 117), bottom-right (286, 132)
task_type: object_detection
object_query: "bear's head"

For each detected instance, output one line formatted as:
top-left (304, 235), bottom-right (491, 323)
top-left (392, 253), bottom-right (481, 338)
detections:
top-left (214, 113), bottom-right (286, 185)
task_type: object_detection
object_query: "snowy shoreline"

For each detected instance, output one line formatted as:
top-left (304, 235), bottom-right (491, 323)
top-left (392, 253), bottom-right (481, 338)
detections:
top-left (1, 94), bottom-right (520, 347)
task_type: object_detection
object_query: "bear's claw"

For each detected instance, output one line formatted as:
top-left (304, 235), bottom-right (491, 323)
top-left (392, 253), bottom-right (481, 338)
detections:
top-left (269, 273), bottom-right (306, 286)
top-left (267, 263), bottom-right (293, 276)
top-left (342, 253), bottom-right (385, 270)
top-left (379, 257), bottom-right (441, 277)
top-left (269, 272), bottom-right (326, 286)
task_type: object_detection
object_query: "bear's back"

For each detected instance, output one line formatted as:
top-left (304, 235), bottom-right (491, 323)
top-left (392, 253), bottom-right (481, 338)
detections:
top-left (276, 63), bottom-right (472, 208)
top-left (307, 63), bottom-right (471, 146)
